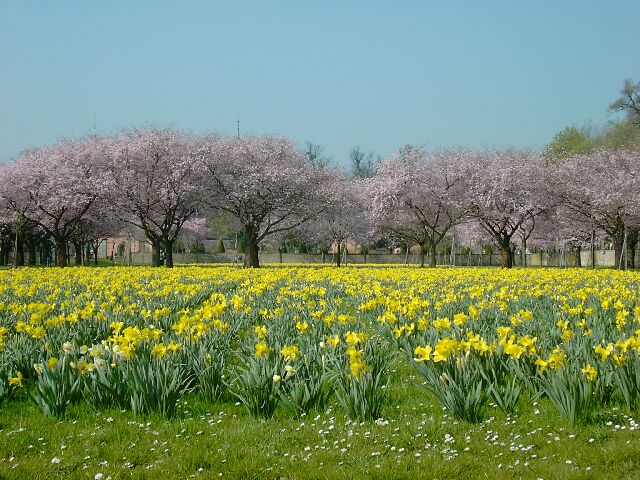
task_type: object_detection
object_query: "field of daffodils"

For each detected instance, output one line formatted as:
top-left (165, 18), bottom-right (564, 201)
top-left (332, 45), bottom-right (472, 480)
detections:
top-left (1, 266), bottom-right (639, 427)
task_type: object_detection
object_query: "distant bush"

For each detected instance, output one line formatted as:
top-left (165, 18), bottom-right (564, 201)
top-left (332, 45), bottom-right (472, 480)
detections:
top-left (189, 243), bottom-right (206, 254)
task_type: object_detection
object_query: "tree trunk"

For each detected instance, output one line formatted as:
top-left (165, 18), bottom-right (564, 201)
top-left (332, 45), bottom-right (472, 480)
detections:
top-left (0, 241), bottom-right (8, 266)
top-left (574, 245), bottom-right (582, 267)
top-left (55, 238), bottom-right (68, 267)
top-left (521, 237), bottom-right (527, 267)
top-left (336, 242), bottom-right (341, 267)
top-left (16, 232), bottom-right (25, 267)
top-left (451, 240), bottom-right (456, 266)
top-left (73, 241), bottom-right (82, 266)
top-left (2, 240), bottom-right (10, 265)
top-left (419, 244), bottom-right (426, 268)
top-left (499, 242), bottom-right (514, 268)
top-left (244, 224), bottom-right (260, 268)
top-left (613, 226), bottom-right (635, 270)
top-left (165, 239), bottom-right (174, 268)
top-left (279, 248), bottom-right (283, 264)
top-left (93, 241), bottom-right (99, 266)
top-left (429, 244), bottom-right (437, 267)
top-left (27, 238), bottom-right (37, 266)
top-left (40, 243), bottom-right (51, 266)
top-left (613, 234), bottom-right (628, 270)
top-left (152, 240), bottom-right (162, 267)
top-left (12, 231), bottom-right (18, 268)
top-left (590, 228), bottom-right (596, 269)
top-left (627, 231), bottom-right (638, 270)
top-left (343, 240), bottom-right (348, 266)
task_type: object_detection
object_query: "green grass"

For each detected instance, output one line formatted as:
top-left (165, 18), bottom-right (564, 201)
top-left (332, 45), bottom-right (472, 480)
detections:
top-left (1, 365), bottom-right (639, 480)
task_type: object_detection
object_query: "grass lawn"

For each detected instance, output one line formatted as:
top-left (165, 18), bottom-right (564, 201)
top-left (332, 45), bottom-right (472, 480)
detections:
top-left (1, 365), bottom-right (639, 480)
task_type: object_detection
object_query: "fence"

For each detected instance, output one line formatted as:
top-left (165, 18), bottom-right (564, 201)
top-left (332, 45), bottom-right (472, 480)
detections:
top-left (114, 249), bottom-right (638, 267)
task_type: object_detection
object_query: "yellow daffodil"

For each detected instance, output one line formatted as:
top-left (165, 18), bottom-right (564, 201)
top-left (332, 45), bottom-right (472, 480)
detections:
top-left (255, 342), bottom-right (271, 359)
top-left (280, 344), bottom-right (299, 361)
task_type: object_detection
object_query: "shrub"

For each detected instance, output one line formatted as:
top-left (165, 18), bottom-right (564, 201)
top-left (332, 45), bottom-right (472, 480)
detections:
top-left (334, 342), bottom-right (392, 421)
top-left (230, 356), bottom-right (281, 419)
top-left (128, 357), bottom-right (195, 418)
top-left (540, 366), bottom-right (595, 425)
top-left (31, 356), bottom-right (81, 418)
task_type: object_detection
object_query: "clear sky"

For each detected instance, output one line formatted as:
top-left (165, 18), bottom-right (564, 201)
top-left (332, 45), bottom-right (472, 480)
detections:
top-left (1, 1), bottom-right (638, 165)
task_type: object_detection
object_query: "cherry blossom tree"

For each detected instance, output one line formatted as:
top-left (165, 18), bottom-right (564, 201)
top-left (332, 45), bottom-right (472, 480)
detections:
top-left (528, 204), bottom-right (604, 268)
top-left (195, 135), bottom-right (332, 268)
top-left (179, 217), bottom-right (211, 253)
top-left (4, 122), bottom-right (636, 271)
top-left (298, 172), bottom-right (370, 266)
top-left (452, 222), bottom-right (497, 266)
top-left (104, 128), bottom-right (200, 268)
top-left (0, 138), bottom-right (106, 267)
top-left (364, 146), bottom-right (470, 267)
top-left (558, 149), bottom-right (640, 269)
top-left (463, 150), bottom-right (555, 268)
top-left (0, 202), bottom-right (14, 266)
top-left (71, 206), bottom-right (122, 265)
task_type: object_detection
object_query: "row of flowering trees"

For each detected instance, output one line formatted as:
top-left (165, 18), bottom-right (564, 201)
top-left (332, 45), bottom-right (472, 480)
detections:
top-left (0, 128), bottom-right (638, 269)
top-left (0, 130), bottom-right (334, 268)
top-left (363, 146), bottom-right (639, 269)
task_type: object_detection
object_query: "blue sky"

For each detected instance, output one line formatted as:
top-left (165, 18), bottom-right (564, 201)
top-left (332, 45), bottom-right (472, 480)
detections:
top-left (1, 1), bottom-right (638, 164)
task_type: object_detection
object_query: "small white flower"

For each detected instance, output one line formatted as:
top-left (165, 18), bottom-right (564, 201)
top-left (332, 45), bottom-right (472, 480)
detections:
top-left (51, 457), bottom-right (61, 464)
